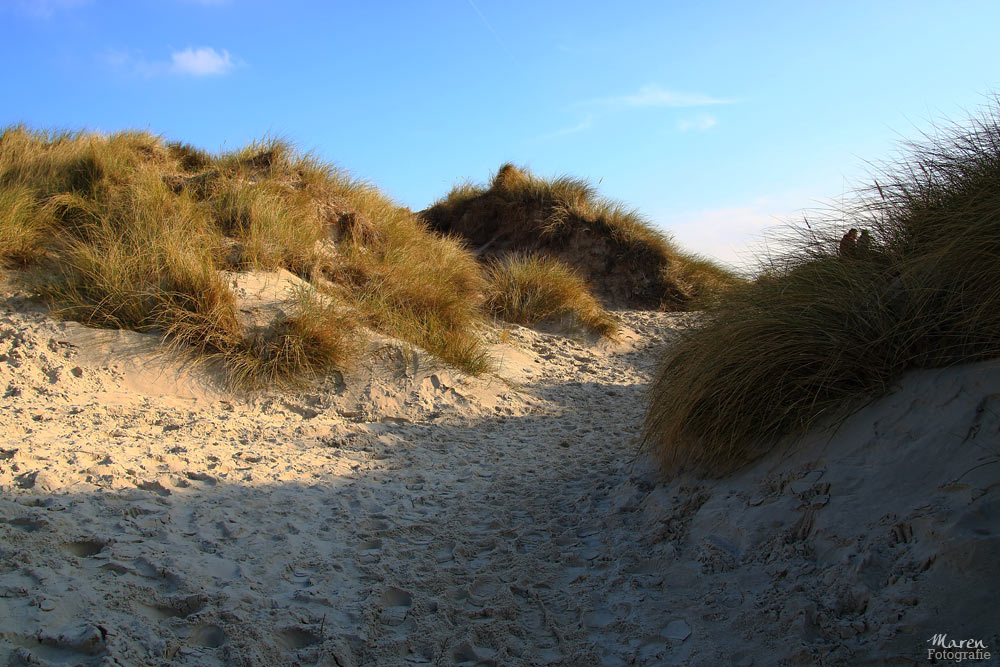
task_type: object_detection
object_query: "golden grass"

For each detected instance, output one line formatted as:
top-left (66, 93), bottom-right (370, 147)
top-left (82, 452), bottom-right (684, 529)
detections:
top-left (0, 185), bottom-right (51, 265)
top-left (209, 136), bottom-right (491, 372)
top-left (484, 253), bottom-right (618, 337)
top-left (317, 171), bottom-right (491, 374)
top-left (421, 162), bottom-right (739, 309)
top-left (207, 176), bottom-right (325, 274)
top-left (644, 102), bottom-right (1000, 477)
top-left (0, 125), bottom-right (492, 386)
top-left (224, 287), bottom-right (360, 389)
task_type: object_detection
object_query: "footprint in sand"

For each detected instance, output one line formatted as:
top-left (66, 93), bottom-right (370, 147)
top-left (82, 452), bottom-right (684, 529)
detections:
top-left (433, 540), bottom-right (455, 563)
top-left (185, 470), bottom-right (218, 484)
top-left (516, 602), bottom-right (547, 635)
top-left (186, 622), bottom-right (226, 648)
top-left (405, 642), bottom-right (436, 664)
top-left (357, 538), bottom-right (382, 564)
top-left (34, 623), bottom-right (108, 656)
top-left (62, 538), bottom-right (106, 558)
top-left (452, 641), bottom-right (499, 666)
top-left (277, 626), bottom-right (322, 650)
top-left (4, 516), bottom-right (49, 532)
top-left (661, 618), bottom-right (692, 641)
top-left (132, 557), bottom-right (182, 591)
top-left (377, 587), bottom-right (412, 627)
top-left (466, 577), bottom-right (500, 608)
top-left (583, 607), bottom-right (616, 630)
top-left (358, 516), bottom-right (390, 533)
top-left (137, 594), bottom-right (207, 621)
top-left (136, 479), bottom-right (171, 496)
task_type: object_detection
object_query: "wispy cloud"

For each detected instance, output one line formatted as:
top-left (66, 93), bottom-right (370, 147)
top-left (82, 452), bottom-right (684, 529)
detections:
top-left (104, 46), bottom-right (241, 77)
top-left (592, 84), bottom-right (731, 109)
top-left (540, 83), bottom-right (731, 142)
top-left (541, 115), bottom-right (594, 140)
top-left (676, 114), bottom-right (718, 132)
top-left (8, 0), bottom-right (89, 18)
top-left (170, 47), bottom-right (235, 76)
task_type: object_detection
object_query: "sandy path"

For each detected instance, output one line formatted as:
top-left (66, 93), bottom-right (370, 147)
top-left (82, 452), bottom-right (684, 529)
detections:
top-left (335, 314), bottom-right (679, 666)
top-left (2, 287), bottom-right (998, 666)
top-left (0, 291), bottom-right (694, 666)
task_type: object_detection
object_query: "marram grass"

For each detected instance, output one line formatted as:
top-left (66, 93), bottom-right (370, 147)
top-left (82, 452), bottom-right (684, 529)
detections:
top-left (0, 126), bottom-right (491, 386)
top-left (484, 253), bottom-right (618, 337)
top-left (643, 102), bottom-right (1000, 477)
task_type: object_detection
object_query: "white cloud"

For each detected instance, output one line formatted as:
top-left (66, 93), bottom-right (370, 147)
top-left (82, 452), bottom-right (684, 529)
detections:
top-left (677, 114), bottom-right (718, 132)
top-left (594, 84), bottom-right (731, 109)
top-left (170, 47), bottom-right (235, 76)
top-left (104, 46), bottom-right (240, 78)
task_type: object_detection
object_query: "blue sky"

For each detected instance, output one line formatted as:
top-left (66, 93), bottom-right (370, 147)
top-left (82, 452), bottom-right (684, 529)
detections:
top-left (3, 0), bottom-right (999, 268)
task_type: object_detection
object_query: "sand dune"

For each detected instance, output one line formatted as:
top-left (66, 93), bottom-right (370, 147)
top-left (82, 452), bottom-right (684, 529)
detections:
top-left (0, 281), bottom-right (997, 666)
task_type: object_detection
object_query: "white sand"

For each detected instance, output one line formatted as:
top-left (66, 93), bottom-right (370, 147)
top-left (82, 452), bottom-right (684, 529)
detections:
top-left (0, 276), bottom-right (997, 666)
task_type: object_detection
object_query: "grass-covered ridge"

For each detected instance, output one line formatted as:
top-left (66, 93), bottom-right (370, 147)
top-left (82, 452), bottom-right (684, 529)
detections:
top-left (420, 163), bottom-right (738, 310)
top-left (644, 104), bottom-right (1000, 477)
top-left (0, 126), bottom-right (490, 385)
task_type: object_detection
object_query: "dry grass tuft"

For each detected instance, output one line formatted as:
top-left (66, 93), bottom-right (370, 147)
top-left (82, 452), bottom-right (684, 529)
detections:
top-left (421, 163), bottom-right (739, 310)
top-left (0, 185), bottom-right (52, 265)
top-left (484, 253), bottom-right (618, 337)
top-left (644, 101), bottom-right (1000, 477)
top-left (225, 288), bottom-right (359, 389)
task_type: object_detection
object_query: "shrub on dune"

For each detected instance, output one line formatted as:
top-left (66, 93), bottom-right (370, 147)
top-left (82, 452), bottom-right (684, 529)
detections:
top-left (225, 287), bottom-right (359, 389)
top-left (484, 253), bottom-right (618, 337)
top-left (644, 102), bottom-right (1000, 477)
top-left (35, 164), bottom-right (253, 379)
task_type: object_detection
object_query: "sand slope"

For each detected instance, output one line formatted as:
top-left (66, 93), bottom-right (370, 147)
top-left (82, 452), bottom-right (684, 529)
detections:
top-left (0, 284), bottom-right (997, 666)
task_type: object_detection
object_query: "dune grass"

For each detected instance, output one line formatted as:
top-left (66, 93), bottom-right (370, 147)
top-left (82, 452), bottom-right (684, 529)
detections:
top-left (0, 126), bottom-right (491, 386)
top-left (207, 176), bottom-right (325, 273)
top-left (0, 185), bottom-right (52, 265)
top-left (643, 103), bottom-right (1000, 477)
top-left (315, 170), bottom-right (490, 375)
top-left (484, 253), bottom-right (618, 337)
top-left (421, 163), bottom-right (739, 310)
